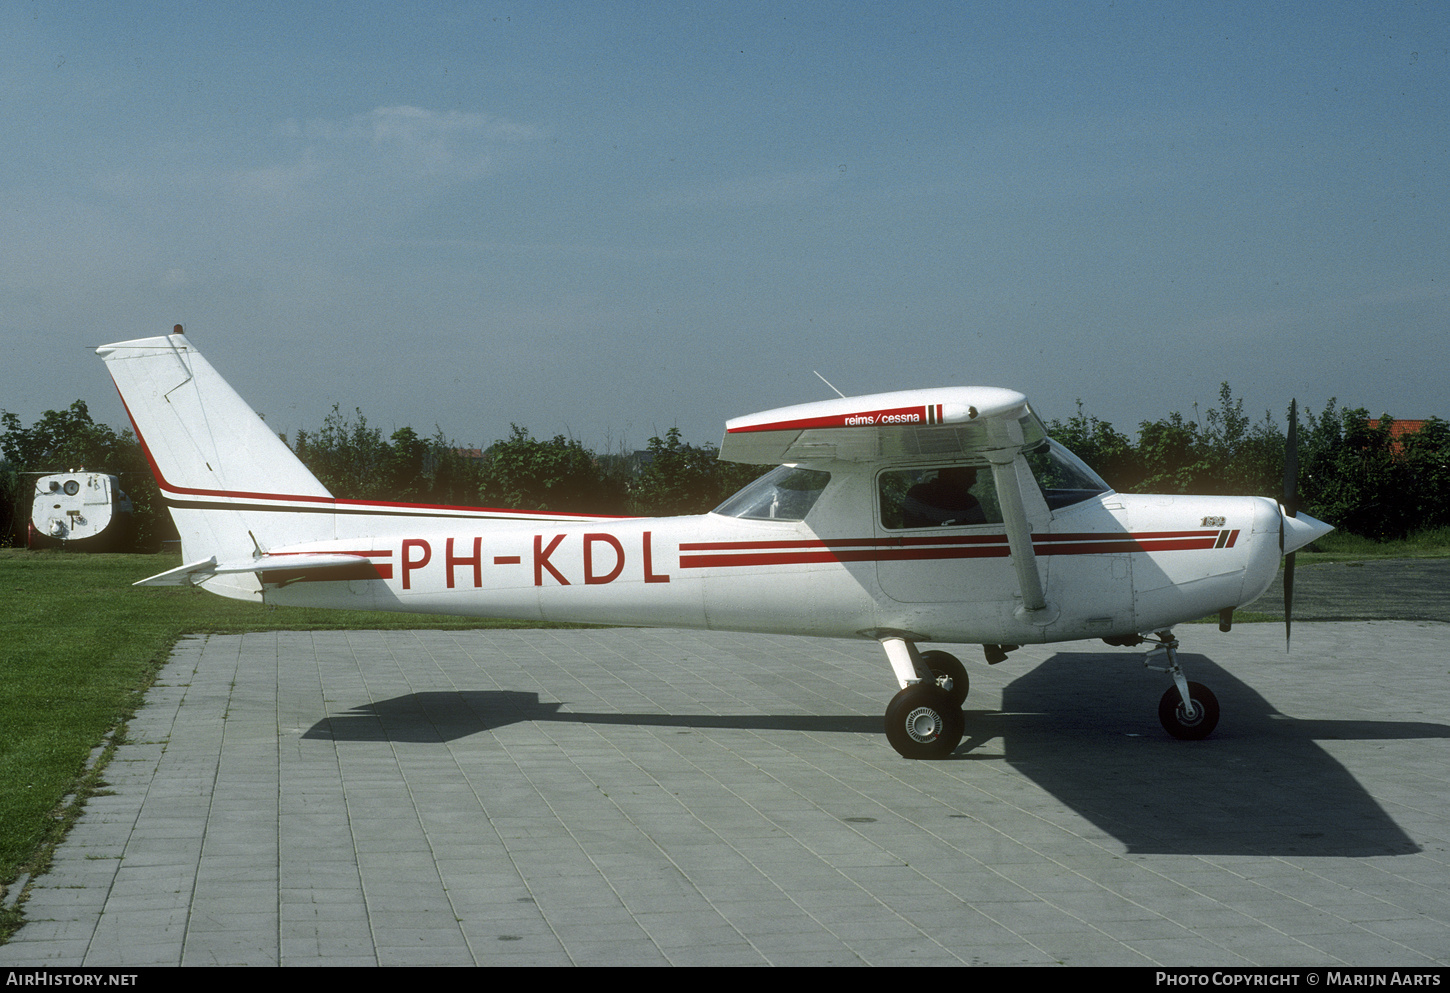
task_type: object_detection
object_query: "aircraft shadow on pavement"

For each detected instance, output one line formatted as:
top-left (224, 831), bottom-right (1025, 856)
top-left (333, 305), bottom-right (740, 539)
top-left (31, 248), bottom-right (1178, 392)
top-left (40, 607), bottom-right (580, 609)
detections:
top-left (303, 691), bottom-right (882, 744)
top-left (303, 653), bottom-right (1446, 858)
top-left (989, 651), bottom-right (1445, 857)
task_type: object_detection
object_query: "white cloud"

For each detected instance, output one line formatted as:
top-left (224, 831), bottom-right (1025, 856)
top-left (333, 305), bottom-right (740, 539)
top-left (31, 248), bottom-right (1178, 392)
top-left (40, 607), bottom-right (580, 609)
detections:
top-left (226, 154), bottom-right (328, 201)
top-left (288, 105), bottom-right (547, 182)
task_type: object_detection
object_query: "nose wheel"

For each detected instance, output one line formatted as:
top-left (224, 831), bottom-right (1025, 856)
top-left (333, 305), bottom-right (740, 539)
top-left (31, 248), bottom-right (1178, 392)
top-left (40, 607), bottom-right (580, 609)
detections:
top-left (1158, 681), bottom-right (1219, 740)
top-left (1144, 632), bottom-right (1221, 740)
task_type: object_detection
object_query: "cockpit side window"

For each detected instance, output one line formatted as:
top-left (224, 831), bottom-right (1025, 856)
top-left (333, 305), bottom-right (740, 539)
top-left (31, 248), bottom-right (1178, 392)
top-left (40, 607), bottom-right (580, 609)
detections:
top-left (713, 465), bottom-right (831, 521)
top-left (1024, 440), bottom-right (1112, 510)
top-left (879, 465), bottom-right (1004, 530)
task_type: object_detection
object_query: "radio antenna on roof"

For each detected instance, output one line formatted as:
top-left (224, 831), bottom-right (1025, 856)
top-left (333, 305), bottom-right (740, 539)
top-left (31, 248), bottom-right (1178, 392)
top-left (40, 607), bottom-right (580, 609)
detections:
top-left (813, 370), bottom-right (846, 399)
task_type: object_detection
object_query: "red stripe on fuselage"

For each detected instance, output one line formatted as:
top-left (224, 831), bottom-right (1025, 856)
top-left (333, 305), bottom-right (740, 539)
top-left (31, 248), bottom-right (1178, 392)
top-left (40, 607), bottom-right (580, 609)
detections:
top-left (678, 530), bottom-right (1229, 569)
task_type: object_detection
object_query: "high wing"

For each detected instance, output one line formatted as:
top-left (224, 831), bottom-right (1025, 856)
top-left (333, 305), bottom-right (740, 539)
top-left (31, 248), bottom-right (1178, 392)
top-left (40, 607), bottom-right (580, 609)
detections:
top-left (720, 386), bottom-right (1056, 618)
top-left (717, 387), bottom-right (1044, 465)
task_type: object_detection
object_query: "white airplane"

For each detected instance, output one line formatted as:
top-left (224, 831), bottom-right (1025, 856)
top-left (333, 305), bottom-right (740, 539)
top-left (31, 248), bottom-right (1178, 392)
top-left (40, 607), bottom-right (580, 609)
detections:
top-left (98, 327), bottom-right (1333, 759)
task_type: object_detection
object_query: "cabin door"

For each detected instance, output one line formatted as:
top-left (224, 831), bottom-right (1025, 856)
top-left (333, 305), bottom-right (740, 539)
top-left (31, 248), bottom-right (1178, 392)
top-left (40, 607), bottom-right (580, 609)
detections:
top-left (873, 464), bottom-right (1020, 606)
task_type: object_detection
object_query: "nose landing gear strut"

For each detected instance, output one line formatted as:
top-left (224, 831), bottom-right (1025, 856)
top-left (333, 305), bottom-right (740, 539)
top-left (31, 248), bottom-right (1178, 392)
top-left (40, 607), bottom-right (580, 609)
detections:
top-left (1142, 631), bottom-right (1220, 740)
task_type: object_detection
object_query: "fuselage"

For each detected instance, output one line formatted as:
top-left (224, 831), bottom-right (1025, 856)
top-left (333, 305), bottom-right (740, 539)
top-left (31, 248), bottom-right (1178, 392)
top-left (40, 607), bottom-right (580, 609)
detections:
top-left (254, 459), bottom-right (1286, 647)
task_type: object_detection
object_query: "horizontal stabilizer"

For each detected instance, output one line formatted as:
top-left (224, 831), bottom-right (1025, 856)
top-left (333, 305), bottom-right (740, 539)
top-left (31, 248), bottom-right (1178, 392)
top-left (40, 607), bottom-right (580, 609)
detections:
top-left (135, 557), bottom-right (220, 586)
top-left (136, 552), bottom-right (385, 587)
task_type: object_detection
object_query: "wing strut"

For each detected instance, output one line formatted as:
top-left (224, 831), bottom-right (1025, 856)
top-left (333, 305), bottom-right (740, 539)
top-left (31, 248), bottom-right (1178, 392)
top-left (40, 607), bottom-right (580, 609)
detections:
top-left (987, 453), bottom-right (1053, 621)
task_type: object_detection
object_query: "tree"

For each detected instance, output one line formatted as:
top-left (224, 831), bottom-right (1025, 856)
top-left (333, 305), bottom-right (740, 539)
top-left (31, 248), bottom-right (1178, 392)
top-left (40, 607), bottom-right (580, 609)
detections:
top-left (292, 408), bottom-right (496, 506)
top-left (424, 430), bottom-right (486, 507)
top-left (384, 426), bottom-right (429, 503)
top-left (629, 427), bottom-right (764, 516)
top-left (293, 405), bottom-right (399, 501)
top-left (0, 457), bottom-right (18, 546)
top-left (1046, 402), bottom-right (1142, 491)
top-left (479, 425), bottom-right (625, 514)
top-left (1, 401), bottom-right (123, 471)
top-left (1196, 383), bottom-right (1284, 497)
top-left (1294, 404), bottom-right (1397, 537)
top-left (1057, 383), bottom-right (1288, 500)
top-left (1399, 417), bottom-right (1450, 533)
top-left (1134, 411), bottom-right (1212, 494)
top-left (1298, 399), bottom-right (1351, 526)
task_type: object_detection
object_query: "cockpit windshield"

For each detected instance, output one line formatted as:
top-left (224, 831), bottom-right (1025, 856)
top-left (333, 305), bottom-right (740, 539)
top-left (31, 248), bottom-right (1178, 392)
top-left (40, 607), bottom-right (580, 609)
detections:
top-left (713, 465), bottom-right (831, 521)
top-left (1025, 439), bottom-right (1112, 509)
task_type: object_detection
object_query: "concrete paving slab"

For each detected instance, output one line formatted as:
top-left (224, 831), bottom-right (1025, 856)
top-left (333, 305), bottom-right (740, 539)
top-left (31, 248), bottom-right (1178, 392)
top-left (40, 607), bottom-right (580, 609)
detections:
top-left (2, 620), bottom-right (1449, 966)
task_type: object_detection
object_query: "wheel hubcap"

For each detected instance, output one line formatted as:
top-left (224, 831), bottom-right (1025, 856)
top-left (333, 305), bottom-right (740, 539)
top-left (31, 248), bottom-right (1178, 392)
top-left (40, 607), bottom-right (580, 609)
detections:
top-left (904, 706), bottom-right (941, 743)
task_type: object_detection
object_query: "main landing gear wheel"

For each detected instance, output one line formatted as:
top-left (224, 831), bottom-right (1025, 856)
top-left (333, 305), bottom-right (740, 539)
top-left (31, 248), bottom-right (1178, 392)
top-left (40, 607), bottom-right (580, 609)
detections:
top-left (918, 650), bottom-right (969, 707)
top-left (884, 683), bottom-right (964, 759)
top-left (1158, 682), bottom-right (1220, 740)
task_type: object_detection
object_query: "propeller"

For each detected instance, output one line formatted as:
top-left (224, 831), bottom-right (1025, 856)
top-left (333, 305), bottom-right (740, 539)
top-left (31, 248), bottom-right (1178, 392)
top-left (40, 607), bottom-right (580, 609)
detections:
top-left (1281, 400), bottom-right (1299, 649)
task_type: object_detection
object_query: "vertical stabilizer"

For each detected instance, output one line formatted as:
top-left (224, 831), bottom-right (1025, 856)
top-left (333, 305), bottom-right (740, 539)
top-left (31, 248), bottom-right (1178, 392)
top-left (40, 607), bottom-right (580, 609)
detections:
top-left (98, 330), bottom-right (335, 598)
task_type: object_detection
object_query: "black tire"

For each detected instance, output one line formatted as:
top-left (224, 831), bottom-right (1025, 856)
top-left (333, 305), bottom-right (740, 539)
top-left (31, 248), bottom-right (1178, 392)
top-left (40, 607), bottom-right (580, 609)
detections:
top-left (918, 650), bottom-right (969, 707)
top-left (884, 683), bottom-right (965, 759)
top-left (1158, 682), bottom-right (1220, 740)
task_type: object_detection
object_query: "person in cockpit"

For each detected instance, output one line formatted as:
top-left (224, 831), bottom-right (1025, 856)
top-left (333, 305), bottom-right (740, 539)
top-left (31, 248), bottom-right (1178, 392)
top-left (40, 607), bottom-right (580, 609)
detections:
top-left (901, 466), bottom-right (987, 528)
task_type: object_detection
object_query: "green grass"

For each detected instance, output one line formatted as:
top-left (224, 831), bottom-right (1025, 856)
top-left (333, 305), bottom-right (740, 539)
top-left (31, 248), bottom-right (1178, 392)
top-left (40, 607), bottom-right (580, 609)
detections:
top-left (0, 549), bottom-right (573, 941)
top-left (1295, 525), bottom-right (1450, 563)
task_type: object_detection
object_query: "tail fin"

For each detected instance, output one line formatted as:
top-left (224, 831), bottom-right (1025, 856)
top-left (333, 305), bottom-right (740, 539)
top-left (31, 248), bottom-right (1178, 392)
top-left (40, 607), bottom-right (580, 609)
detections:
top-left (98, 330), bottom-right (334, 598)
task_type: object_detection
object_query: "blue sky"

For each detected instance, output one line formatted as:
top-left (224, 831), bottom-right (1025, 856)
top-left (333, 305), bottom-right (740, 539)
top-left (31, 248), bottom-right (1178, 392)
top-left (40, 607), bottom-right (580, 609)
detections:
top-left (4, 1), bottom-right (1447, 458)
